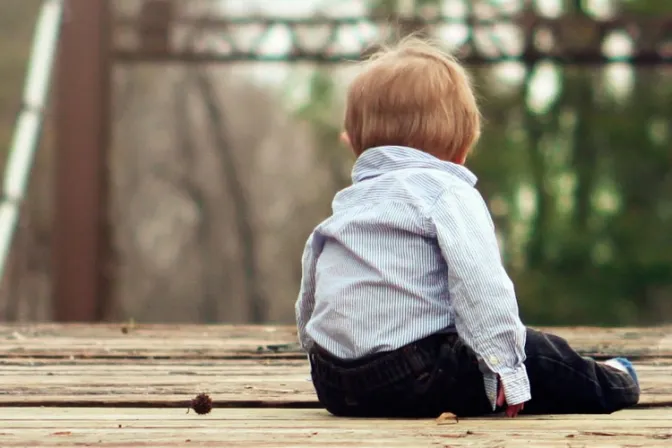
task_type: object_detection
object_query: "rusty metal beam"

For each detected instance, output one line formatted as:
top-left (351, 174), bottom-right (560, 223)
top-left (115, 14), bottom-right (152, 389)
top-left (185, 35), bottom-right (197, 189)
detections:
top-left (53, 0), bottom-right (112, 322)
top-left (112, 14), bottom-right (671, 27)
top-left (112, 50), bottom-right (672, 66)
top-left (111, 14), bottom-right (672, 65)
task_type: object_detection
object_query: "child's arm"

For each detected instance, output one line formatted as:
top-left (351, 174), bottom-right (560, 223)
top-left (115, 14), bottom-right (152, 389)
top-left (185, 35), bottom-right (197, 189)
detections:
top-left (295, 232), bottom-right (320, 352)
top-left (430, 187), bottom-right (531, 408)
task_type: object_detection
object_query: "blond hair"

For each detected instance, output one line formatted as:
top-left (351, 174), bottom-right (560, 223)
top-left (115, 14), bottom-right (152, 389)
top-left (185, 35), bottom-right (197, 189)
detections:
top-left (344, 36), bottom-right (481, 161)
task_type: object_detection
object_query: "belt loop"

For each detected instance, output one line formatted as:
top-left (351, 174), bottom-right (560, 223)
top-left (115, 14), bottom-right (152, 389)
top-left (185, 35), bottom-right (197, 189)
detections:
top-left (403, 345), bottom-right (426, 376)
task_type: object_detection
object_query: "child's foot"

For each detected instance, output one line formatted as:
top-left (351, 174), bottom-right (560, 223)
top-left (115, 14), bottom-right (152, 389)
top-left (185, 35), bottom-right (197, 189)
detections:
top-left (603, 357), bottom-right (639, 387)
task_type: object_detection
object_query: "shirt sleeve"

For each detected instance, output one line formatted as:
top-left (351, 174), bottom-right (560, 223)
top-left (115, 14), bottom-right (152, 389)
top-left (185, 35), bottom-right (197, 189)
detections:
top-left (429, 186), bottom-right (531, 407)
top-left (295, 232), bottom-right (320, 352)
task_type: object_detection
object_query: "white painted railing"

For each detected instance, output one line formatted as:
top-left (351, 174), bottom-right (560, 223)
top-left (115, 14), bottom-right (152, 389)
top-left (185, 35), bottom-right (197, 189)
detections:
top-left (0, 0), bottom-right (64, 282)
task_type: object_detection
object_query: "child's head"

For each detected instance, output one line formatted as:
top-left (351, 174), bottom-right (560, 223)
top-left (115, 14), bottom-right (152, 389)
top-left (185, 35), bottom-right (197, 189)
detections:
top-left (343, 36), bottom-right (481, 164)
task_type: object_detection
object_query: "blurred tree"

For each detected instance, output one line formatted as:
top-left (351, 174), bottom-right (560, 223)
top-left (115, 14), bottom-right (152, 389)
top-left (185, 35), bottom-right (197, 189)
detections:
top-left (501, 0), bottom-right (672, 325)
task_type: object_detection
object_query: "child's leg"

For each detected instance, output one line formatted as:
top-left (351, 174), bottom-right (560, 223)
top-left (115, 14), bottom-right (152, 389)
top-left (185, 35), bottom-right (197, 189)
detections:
top-left (522, 328), bottom-right (640, 415)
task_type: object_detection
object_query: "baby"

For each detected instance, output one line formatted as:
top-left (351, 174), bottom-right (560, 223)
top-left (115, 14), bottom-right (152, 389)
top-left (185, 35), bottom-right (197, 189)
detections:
top-left (295, 36), bottom-right (640, 418)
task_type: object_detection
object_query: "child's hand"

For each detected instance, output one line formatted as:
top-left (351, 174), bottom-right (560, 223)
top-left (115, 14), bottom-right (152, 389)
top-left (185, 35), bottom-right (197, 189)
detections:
top-left (497, 377), bottom-right (525, 417)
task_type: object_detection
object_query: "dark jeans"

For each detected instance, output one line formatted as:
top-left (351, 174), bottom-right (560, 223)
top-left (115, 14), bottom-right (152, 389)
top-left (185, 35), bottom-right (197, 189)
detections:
top-left (308, 328), bottom-right (640, 417)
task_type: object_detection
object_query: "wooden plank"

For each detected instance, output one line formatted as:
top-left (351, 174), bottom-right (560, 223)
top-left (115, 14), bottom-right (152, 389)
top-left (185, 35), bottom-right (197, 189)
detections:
top-left (0, 324), bottom-right (301, 359)
top-left (0, 359), bottom-right (670, 407)
top-left (0, 324), bottom-right (671, 359)
top-left (0, 407), bottom-right (670, 447)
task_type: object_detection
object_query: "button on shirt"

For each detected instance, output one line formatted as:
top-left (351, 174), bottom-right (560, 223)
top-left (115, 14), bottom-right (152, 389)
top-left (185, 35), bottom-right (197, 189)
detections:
top-left (295, 145), bottom-right (531, 408)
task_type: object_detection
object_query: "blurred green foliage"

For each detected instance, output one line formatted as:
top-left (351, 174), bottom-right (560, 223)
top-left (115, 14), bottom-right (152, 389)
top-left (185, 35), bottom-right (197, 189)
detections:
top-left (296, 0), bottom-right (672, 326)
top-left (0, 0), bottom-right (43, 169)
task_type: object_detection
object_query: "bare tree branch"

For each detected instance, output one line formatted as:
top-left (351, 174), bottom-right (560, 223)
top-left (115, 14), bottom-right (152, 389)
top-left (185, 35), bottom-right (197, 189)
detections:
top-left (190, 68), bottom-right (265, 323)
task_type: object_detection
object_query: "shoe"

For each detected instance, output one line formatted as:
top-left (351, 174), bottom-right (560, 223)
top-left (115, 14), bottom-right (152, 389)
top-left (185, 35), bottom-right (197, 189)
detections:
top-left (605, 357), bottom-right (639, 387)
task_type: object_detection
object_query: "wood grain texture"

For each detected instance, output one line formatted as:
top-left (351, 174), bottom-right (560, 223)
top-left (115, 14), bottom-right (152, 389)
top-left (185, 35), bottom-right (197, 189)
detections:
top-left (0, 407), bottom-right (671, 447)
top-left (0, 358), bottom-right (670, 407)
top-left (1, 324), bottom-right (671, 359)
top-left (0, 325), bottom-right (671, 446)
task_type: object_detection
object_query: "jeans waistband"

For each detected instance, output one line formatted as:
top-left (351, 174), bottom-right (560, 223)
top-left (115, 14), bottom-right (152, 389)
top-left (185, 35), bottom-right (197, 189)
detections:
top-left (309, 333), bottom-right (458, 394)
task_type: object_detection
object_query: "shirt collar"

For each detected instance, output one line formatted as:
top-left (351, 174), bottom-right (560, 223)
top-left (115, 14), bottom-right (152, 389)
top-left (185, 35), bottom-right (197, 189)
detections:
top-left (351, 146), bottom-right (478, 186)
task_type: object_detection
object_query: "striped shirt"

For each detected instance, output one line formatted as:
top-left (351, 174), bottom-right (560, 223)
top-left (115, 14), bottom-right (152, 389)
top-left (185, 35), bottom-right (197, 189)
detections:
top-left (295, 145), bottom-right (530, 408)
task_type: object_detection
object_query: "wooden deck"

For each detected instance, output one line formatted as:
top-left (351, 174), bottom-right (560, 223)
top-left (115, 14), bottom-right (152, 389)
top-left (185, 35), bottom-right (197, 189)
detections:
top-left (0, 324), bottom-right (670, 447)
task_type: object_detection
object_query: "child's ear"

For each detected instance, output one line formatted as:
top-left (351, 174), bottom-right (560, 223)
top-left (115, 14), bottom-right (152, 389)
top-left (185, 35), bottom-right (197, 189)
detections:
top-left (340, 131), bottom-right (358, 157)
top-left (340, 131), bottom-right (351, 148)
top-left (453, 148), bottom-right (469, 165)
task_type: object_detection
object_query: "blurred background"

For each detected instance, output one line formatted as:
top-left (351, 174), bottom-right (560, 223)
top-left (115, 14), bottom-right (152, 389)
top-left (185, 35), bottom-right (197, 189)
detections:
top-left (0, 0), bottom-right (670, 326)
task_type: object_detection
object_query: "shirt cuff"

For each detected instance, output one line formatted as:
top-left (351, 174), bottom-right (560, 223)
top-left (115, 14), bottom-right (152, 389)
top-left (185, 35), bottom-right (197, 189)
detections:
top-left (499, 364), bottom-right (532, 406)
